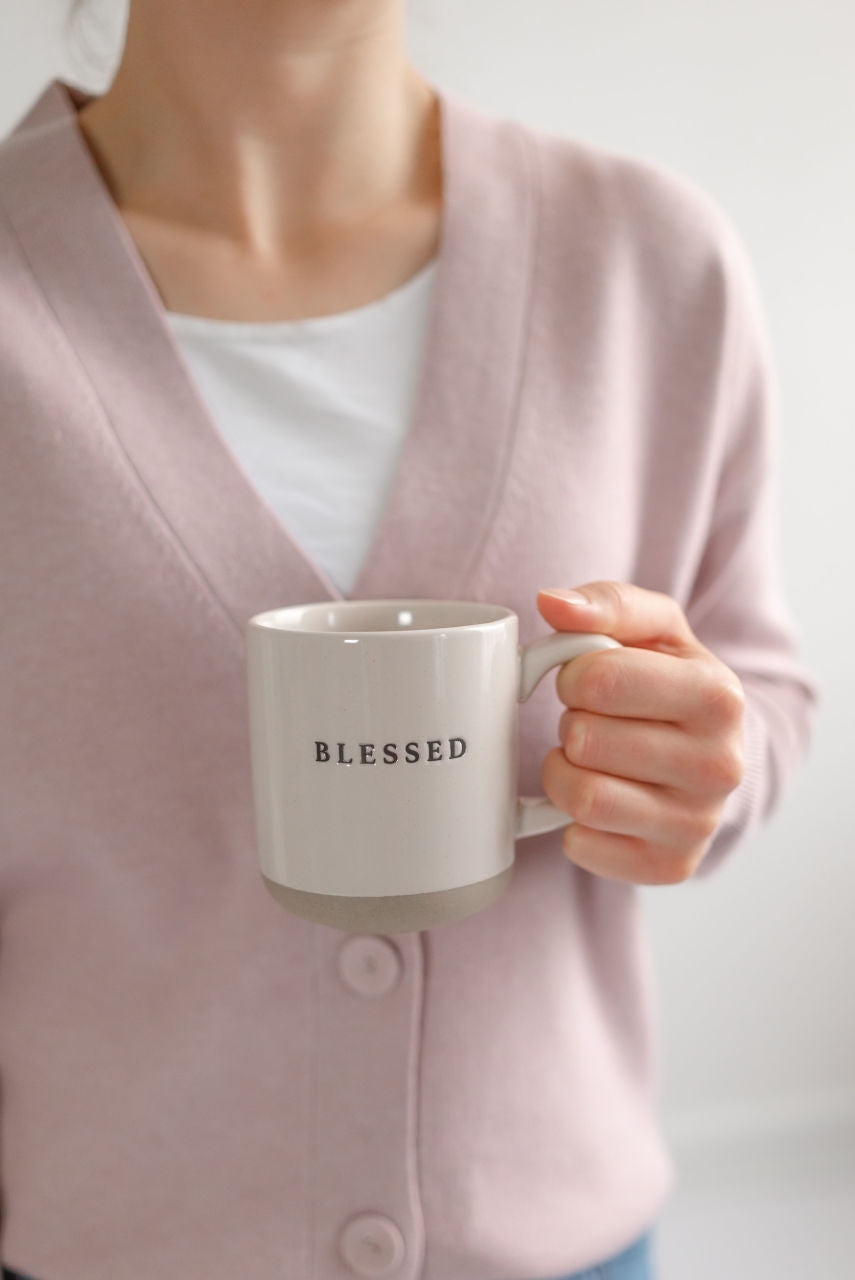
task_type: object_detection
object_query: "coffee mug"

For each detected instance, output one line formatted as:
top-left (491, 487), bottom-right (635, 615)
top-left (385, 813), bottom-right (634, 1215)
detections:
top-left (245, 599), bottom-right (622, 934)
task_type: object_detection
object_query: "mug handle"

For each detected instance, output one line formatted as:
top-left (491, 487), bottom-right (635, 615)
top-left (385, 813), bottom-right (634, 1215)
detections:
top-left (515, 631), bottom-right (623, 839)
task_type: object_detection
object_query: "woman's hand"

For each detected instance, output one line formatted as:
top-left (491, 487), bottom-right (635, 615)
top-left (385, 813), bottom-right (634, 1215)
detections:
top-left (536, 582), bottom-right (746, 885)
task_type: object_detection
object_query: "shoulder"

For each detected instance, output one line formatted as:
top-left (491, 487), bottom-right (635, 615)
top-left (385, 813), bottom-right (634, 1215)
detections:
top-left (0, 130), bottom-right (44, 338)
top-left (0, 85), bottom-right (84, 360)
top-left (0, 77), bottom-right (76, 247)
top-left (0, 122), bottom-right (67, 408)
top-left (0, 79), bottom-right (68, 198)
top-left (529, 115), bottom-right (747, 267)
top-left (498, 113), bottom-right (770, 389)
top-left (0, 100), bottom-right (58, 280)
top-left (514, 114), bottom-right (760, 325)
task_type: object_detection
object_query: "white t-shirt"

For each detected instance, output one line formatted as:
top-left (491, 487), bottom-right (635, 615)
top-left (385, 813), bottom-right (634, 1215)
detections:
top-left (164, 257), bottom-right (438, 596)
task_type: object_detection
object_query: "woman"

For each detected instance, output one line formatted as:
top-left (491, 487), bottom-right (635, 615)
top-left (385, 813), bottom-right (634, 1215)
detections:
top-left (0, 1), bottom-right (818, 1278)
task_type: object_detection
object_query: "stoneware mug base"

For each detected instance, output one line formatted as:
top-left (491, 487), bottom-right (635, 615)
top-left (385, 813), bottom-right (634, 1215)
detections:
top-left (261, 864), bottom-right (514, 935)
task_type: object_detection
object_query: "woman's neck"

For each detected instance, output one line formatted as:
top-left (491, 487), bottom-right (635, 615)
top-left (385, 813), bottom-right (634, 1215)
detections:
top-left (74, 0), bottom-right (439, 257)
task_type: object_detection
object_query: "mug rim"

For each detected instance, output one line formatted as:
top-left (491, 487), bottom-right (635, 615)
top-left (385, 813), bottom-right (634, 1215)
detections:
top-left (247, 598), bottom-right (517, 637)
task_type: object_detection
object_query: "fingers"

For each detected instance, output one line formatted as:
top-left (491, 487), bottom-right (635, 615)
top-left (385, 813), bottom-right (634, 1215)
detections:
top-left (540, 746), bottom-right (720, 849)
top-left (558, 822), bottom-right (708, 886)
top-left (556, 708), bottom-right (745, 798)
top-left (554, 645), bottom-right (745, 731)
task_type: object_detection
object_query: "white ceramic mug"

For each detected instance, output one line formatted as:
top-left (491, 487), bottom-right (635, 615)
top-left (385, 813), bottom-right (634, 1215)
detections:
top-left (245, 599), bottom-right (621, 934)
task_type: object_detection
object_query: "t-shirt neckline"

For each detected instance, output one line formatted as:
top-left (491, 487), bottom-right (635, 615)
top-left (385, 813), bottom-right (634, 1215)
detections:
top-left (164, 255), bottom-right (439, 343)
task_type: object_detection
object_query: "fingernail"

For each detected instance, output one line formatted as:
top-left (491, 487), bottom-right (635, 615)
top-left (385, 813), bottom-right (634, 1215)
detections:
top-left (539, 588), bottom-right (593, 607)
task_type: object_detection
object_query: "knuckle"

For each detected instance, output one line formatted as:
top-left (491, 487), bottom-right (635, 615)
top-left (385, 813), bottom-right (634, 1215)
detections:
top-left (712, 741), bottom-right (745, 791)
top-left (689, 807), bottom-right (721, 842)
top-left (561, 820), bottom-right (581, 858)
top-left (562, 715), bottom-right (589, 765)
top-left (721, 678), bottom-right (746, 720)
top-left (540, 746), bottom-right (566, 800)
top-left (693, 739), bottom-right (745, 794)
top-left (600, 580), bottom-right (630, 614)
top-left (699, 668), bottom-right (745, 726)
top-left (572, 774), bottom-right (612, 827)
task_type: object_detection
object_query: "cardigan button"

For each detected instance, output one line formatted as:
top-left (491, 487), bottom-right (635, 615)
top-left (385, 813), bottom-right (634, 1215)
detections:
top-left (337, 936), bottom-right (402, 997)
top-left (338, 1212), bottom-right (406, 1275)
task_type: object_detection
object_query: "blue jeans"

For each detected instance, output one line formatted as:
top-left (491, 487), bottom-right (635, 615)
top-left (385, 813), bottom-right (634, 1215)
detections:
top-left (2, 1230), bottom-right (654, 1280)
top-left (524, 1226), bottom-right (655, 1280)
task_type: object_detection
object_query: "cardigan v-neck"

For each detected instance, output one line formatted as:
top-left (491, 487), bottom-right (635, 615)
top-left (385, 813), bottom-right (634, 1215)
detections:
top-left (0, 77), bottom-right (819, 1280)
top-left (1, 80), bottom-right (536, 652)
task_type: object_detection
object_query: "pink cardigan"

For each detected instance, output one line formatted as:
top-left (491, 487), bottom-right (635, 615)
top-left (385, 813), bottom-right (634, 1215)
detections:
top-left (0, 79), bottom-right (818, 1279)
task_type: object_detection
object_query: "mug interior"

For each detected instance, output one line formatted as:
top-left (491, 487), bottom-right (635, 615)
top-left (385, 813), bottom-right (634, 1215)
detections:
top-left (249, 599), bottom-right (514, 635)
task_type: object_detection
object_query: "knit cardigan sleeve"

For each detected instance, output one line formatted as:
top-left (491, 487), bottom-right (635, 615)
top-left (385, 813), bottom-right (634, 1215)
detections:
top-left (683, 219), bottom-right (820, 878)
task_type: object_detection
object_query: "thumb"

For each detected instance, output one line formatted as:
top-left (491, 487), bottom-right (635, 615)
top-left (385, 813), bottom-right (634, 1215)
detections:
top-left (536, 581), bottom-right (700, 655)
top-left (536, 586), bottom-right (603, 632)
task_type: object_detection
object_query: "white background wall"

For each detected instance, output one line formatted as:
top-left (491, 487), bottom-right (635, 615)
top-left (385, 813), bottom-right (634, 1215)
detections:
top-left (2, 0), bottom-right (853, 1271)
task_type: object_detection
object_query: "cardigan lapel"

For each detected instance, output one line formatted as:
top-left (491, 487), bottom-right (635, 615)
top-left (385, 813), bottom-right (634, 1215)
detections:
top-left (2, 79), bottom-right (536, 639)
